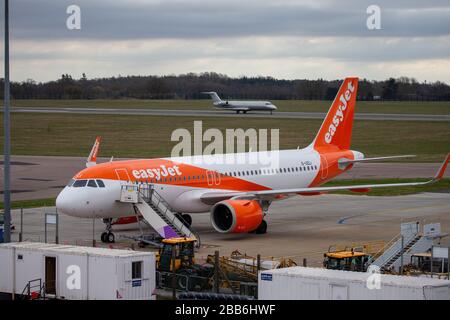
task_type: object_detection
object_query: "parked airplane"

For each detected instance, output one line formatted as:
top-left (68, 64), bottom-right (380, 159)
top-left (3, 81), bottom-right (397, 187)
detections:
top-left (202, 91), bottom-right (277, 114)
top-left (56, 77), bottom-right (449, 243)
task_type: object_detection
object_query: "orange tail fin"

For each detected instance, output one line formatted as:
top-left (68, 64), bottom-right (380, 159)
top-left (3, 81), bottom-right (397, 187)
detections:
top-left (311, 77), bottom-right (358, 150)
top-left (86, 136), bottom-right (101, 167)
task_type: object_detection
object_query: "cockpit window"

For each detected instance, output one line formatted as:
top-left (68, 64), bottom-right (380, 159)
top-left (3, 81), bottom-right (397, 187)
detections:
top-left (87, 180), bottom-right (98, 188)
top-left (73, 180), bottom-right (87, 187)
top-left (96, 180), bottom-right (105, 188)
top-left (67, 179), bottom-right (75, 187)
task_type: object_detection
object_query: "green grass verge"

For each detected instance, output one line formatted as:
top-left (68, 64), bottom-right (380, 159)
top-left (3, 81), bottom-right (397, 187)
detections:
top-left (1, 113), bottom-right (448, 162)
top-left (0, 198), bottom-right (56, 210)
top-left (325, 178), bottom-right (450, 196)
top-left (4, 99), bottom-right (450, 114)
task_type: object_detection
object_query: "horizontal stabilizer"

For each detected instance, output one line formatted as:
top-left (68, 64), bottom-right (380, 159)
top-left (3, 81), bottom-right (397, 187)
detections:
top-left (339, 155), bottom-right (416, 167)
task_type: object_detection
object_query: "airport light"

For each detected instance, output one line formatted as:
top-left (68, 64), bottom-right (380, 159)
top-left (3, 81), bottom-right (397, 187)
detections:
top-left (3, 0), bottom-right (11, 243)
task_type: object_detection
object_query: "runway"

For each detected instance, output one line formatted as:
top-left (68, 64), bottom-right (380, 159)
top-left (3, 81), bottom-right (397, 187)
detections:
top-left (7, 107), bottom-right (450, 121)
top-left (1, 155), bottom-right (449, 201)
top-left (9, 192), bottom-right (450, 265)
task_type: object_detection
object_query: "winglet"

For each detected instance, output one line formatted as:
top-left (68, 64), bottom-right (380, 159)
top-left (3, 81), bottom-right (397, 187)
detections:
top-left (433, 153), bottom-right (450, 181)
top-left (86, 136), bottom-right (101, 168)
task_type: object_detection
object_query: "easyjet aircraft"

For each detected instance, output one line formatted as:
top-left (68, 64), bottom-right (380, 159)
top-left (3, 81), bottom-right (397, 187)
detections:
top-left (56, 77), bottom-right (449, 243)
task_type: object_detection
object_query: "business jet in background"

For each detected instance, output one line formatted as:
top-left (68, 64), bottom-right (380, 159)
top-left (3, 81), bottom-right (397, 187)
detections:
top-left (56, 77), bottom-right (449, 243)
top-left (202, 91), bottom-right (277, 114)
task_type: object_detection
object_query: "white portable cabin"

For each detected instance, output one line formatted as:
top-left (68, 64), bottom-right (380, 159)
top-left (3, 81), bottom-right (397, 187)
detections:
top-left (0, 242), bottom-right (155, 300)
top-left (258, 267), bottom-right (450, 300)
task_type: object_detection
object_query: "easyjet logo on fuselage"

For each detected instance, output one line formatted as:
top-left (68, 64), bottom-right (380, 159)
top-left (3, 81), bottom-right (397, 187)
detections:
top-left (132, 165), bottom-right (182, 181)
top-left (324, 81), bottom-right (355, 144)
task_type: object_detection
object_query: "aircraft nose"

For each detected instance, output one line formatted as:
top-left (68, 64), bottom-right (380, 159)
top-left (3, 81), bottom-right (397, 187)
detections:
top-left (56, 187), bottom-right (72, 215)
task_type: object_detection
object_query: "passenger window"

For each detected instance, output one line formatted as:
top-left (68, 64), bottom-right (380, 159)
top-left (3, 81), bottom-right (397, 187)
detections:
top-left (87, 180), bottom-right (97, 188)
top-left (73, 180), bottom-right (87, 187)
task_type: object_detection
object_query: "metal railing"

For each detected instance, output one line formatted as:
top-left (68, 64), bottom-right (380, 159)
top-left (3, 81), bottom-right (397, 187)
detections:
top-left (21, 278), bottom-right (46, 300)
top-left (367, 232), bottom-right (421, 268)
top-left (136, 184), bottom-right (201, 248)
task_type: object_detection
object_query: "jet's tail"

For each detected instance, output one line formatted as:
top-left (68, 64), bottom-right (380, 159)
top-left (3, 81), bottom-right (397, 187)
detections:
top-left (310, 77), bottom-right (358, 150)
top-left (86, 136), bottom-right (101, 167)
top-left (202, 92), bottom-right (223, 104)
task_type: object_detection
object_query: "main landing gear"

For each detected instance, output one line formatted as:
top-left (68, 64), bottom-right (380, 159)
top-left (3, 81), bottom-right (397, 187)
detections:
top-left (101, 218), bottom-right (115, 243)
top-left (254, 220), bottom-right (267, 234)
top-left (251, 200), bottom-right (270, 234)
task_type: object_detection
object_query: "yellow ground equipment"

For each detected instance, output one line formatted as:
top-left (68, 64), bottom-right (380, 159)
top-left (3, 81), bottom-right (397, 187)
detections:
top-left (156, 237), bottom-right (197, 272)
top-left (156, 237), bottom-right (213, 291)
top-left (323, 241), bottom-right (385, 272)
top-left (323, 247), bottom-right (372, 272)
top-left (404, 252), bottom-right (449, 275)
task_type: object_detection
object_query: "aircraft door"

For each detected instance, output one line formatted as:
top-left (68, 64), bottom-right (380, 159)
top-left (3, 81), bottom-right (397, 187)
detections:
top-left (206, 170), bottom-right (221, 186)
top-left (320, 155), bottom-right (329, 180)
top-left (206, 171), bottom-right (214, 186)
top-left (214, 171), bottom-right (221, 185)
top-left (115, 168), bottom-right (131, 183)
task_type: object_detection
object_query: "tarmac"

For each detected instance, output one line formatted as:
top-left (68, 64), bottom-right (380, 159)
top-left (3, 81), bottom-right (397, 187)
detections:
top-left (7, 107), bottom-right (450, 122)
top-left (2, 155), bottom-right (450, 266)
top-left (1, 155), bottom-right (448, 201)
top-left (8, 192), bottom-right (450, 266)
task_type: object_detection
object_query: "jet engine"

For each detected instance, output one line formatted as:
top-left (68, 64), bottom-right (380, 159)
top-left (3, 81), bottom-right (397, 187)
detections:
top-left (210, 200), bottom-right (263, 233)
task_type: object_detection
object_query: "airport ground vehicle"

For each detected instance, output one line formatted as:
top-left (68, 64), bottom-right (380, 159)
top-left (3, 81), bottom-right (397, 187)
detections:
top-left (406, 252), bottom-right (449, 274)
top-left (323, 249), bottom-right (372, 272)
top-left (156, 237), bottom-right (213, 291)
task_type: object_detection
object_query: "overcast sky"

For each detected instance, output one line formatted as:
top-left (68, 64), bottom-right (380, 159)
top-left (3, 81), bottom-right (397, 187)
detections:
top-left (1, 0), bottom-right (450, 83)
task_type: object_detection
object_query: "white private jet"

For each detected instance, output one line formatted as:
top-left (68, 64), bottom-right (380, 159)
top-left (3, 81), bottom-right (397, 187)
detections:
top-left (202, 92), bottom-right (277, 114)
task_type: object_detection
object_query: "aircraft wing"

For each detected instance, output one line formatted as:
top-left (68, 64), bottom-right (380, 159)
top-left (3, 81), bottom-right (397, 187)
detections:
top-left (200, 153), bottom-right (449, 204)
top-left (228, 107), bottom-right (251, 111)
top-left (215, 106), bottom-right (251, 111)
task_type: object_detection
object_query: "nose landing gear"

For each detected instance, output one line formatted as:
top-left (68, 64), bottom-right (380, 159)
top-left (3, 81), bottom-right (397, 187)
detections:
top-left (101, 218), bottom-right (115, 243)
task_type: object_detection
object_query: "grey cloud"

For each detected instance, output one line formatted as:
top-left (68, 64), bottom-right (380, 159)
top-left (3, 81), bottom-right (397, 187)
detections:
top-left (2, 0), bottom-right (450, 40)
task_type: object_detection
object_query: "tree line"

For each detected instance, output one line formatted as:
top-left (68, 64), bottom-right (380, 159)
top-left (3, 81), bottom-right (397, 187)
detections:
top-left (1, 73), bottom-right (450, 101)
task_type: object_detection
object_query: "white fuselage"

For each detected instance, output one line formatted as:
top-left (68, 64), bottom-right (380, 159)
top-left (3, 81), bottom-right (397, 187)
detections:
top-left (214, 100), bottom-right (277, 111)
top-left (57, 147), bottom-right (360, 219)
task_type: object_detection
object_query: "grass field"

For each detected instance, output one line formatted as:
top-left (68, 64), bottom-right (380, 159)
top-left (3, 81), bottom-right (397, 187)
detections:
top-left (3, 99), bottom-right (450, 114)
top-left (0, 198), bottom-right (55, 210)
top-left (1, 179), bottom-right (449, 209)
top-left (0, 113), bottom-right (448, 161)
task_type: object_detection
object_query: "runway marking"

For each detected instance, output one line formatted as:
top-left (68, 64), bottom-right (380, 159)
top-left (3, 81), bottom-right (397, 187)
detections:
top-left (337, 215), bottom-right (364, 224)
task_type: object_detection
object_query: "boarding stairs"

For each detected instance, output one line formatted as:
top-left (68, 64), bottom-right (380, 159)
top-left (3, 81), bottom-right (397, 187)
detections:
top-left (367, 222), bottom-right (440, 273)
top-left (119, 184), bottom-right (200, 248)
top-left (379, 234), bottom-right (423, 272)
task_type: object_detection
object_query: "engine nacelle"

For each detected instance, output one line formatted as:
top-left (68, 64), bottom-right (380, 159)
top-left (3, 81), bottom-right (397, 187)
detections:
top-left (210, 200), bottom-right (263, 233)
